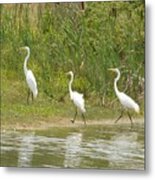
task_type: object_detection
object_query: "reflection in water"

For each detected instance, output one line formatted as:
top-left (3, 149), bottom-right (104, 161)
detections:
top-left (18, 133), bottom-right (35, 167)
top-left (64, 133), bottom-right (82, 168)
top-left (1, 124), bottom-right (144, 169)
top-left (107, 132), bottom-right (144, 169)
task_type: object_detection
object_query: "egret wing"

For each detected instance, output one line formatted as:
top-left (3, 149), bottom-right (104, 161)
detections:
top-left (72, 91), bottom-right (86, 112)
top-left (119, 92), bottom-right (139, 112)
top-left (26, 70), bottom-right (38, 97)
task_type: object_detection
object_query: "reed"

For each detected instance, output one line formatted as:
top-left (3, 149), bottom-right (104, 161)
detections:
top-left (1, 1), bottom-right (144, 109)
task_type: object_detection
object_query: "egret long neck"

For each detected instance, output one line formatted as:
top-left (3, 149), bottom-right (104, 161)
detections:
top-left (69, 74), bottom-right (73, 98)
top-left (114, 70), bottom-right (120, 96)
top-left (24, 48), bottom-right (30, 76)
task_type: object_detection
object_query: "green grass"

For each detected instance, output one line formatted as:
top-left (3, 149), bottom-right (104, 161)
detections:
top-left (1, 74), bottom-right (144, 130)
top-left (1, 2), bottom-right (144, 129)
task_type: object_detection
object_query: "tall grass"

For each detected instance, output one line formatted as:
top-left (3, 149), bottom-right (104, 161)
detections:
top-left (1, 1), bottom-right (144, 108)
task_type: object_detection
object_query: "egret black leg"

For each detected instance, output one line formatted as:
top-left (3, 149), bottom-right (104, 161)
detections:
top-left (127, 112), bottom-right (134, 127)
top-left (27, 90), bottom-right (30, 104)
top-left (115, 110), bottom-right (124, 123)
top-left (31, 92), bottom-right (34, 102)
top-left (71, 108), bottom-right (77, 123)
top-left (82, 113), bottom-right (86, 126)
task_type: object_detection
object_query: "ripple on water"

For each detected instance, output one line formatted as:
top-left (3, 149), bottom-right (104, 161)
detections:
top-left (1, 124), bottom-right (144, 169)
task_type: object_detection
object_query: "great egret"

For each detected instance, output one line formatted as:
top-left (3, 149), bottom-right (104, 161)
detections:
top-left (21, 46), bottom-right (38, 103)
top-left (108, 68), bottom-right (140, 126)
top-left (66, 71), bottom-right (86, 125)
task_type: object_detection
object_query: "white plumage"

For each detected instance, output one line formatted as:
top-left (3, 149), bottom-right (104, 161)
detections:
top-left (21, 46), bottom-right (38, 103)
top-left (67, 71), bottom-right (86, 125)
top-left (70, 91), bottom-right (86, 113)
top-left (108, 68), bottom-right (140, 125)
top-left (116, 92), bottom-right (140, 113)
top-left (26, 70), bottom-right (38, 98)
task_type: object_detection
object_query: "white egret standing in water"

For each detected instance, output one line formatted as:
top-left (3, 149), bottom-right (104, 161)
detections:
top-left (108, 68), bottom-right (140, 126)
top-left (66, 71), bottom-right (86, 125)
top-left (21, 46), bottom-right (38, 103)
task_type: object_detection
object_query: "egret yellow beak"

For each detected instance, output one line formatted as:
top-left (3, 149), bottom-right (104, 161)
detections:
top-left (66, 72), bottom-right (70, 75)
top-left (108, 68), bottom-right (115, 72)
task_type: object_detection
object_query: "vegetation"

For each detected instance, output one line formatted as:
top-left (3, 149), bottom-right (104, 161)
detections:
top-left (1, 1), bottom-right (144, 129)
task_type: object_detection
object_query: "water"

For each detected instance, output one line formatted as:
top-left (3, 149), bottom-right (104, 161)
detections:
top-left (1, 123), bottom-right (144, 170)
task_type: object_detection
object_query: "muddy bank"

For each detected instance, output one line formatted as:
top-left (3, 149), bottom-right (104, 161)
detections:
top-left (1, 117), bottom-right (144, 131)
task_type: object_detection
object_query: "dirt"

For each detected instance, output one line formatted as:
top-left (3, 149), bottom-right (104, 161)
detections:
top-left (1, 117), bottom-right (144, 131)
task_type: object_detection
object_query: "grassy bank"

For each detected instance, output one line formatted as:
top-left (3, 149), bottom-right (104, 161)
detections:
top-left (1, 71), bottom-right (144, 130)
top-left (1, 1), bottom-right (144, 130)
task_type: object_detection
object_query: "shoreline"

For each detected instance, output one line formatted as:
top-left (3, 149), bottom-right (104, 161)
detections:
top-left (1, 117), bottom-right (144, 131)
